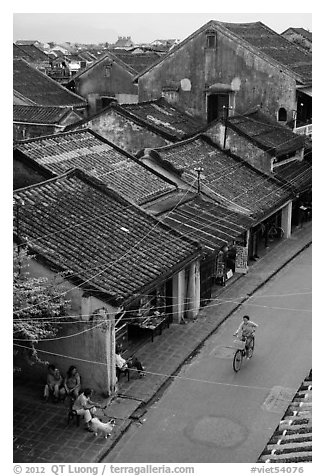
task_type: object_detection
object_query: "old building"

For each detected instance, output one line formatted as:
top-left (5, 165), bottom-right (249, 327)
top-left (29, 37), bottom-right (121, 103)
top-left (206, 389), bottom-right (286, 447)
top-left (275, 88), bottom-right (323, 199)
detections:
top-left (13, 169), bottom-right (201, 392)
top-left (64, 98), bottom-right (205, 154)
top-left (281, 27), bottom-right (312, 52)
top-left (13, 105), bottom-right (83, 141)
top-left (13, 129), bottom-right (179, 204)
top-left (135, 20), bottom-right (312, 136)
top-left (205, 109), bottom-right (306, 174)
top-left (67, 53), bottom-right (139, 114)
top-left (13, 59), bottom-right (87, 115)
top-left (138, 134), bottom-right (295, 263)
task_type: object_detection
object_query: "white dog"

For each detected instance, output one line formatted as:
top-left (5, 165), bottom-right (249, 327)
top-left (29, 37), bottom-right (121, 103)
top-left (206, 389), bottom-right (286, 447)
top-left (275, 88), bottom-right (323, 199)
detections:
top-left (89, 417), bottom-right (115, 438)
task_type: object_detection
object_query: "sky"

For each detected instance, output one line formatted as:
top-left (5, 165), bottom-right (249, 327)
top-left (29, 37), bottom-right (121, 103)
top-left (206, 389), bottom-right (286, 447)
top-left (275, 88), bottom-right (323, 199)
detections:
top-left (12, 11), bottom-right (312, 45)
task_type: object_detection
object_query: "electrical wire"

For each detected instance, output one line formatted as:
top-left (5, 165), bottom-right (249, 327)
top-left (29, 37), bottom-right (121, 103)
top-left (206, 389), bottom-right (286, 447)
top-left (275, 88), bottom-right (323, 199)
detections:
top-left (12, 342), bottom-right (287, 392)
top-left (13, 126), bottom-right (311, 312)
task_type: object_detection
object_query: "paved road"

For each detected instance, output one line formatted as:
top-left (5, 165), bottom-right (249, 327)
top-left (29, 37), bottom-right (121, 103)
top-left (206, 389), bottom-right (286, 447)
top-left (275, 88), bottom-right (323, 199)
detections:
top-left (106, 246), bottom-right (312, 463)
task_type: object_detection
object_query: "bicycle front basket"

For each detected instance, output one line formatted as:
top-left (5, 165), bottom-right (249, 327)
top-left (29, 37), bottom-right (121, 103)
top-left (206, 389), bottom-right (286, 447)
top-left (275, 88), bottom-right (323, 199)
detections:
top-left (233, 339), bottom-right (245, 350)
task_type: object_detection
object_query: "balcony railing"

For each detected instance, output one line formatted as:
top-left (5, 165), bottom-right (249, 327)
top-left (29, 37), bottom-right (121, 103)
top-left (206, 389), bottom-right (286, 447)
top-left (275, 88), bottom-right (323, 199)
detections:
top-left (294, 124), bottom-right (312, 137)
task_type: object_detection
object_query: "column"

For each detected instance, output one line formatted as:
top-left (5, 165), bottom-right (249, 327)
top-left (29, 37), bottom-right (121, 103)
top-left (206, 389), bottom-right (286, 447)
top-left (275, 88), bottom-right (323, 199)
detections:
top-left (172, 269), bottom-right (186, 323)
top-left (105, 311), bottom-right (116, 397)
top-left (281, 201), bottom-right (293, 239)
top-left (187, 259), bottom-right (201, 320)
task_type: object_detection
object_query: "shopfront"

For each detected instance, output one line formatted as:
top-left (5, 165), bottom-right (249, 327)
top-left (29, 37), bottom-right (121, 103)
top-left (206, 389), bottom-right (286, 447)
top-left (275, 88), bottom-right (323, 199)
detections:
top-left (115, 258), bottom-right (201, 350)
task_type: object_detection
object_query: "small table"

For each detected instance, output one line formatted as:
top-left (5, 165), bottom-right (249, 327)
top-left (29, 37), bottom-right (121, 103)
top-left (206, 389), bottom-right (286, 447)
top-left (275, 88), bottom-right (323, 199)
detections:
top-left (129, 315), bottom-right (169, 342)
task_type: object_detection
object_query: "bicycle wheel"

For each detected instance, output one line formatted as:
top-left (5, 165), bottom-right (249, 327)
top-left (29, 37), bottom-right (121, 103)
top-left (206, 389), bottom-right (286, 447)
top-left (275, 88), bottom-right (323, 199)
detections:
top-left (233, 350), bottom-right (243, 372)
top-left (246, 337), bottom-right (255, 359)
top-left (268, 226), bottom-right (277, 240)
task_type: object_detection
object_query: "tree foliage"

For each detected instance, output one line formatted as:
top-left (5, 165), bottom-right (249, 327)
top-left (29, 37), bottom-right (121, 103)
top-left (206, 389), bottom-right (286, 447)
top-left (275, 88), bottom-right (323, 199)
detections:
top-left (13, 246), bottom-right (70, 364)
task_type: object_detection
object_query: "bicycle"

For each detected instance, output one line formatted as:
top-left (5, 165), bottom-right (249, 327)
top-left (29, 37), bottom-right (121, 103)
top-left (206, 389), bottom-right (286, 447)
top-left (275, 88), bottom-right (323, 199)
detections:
top-left (267, 224), bottom-right (284, 241)
top-left (232, 333), bottom-right (255, 372)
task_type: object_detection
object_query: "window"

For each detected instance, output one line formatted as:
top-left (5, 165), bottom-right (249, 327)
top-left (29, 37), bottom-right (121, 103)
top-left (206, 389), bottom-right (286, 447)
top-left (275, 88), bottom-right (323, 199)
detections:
top-left (104, 65), bottom-right (111, 78)
top-left (206, 33), bottom-right (217, 49)
top-left (278, 107), bottom-right (287, 122)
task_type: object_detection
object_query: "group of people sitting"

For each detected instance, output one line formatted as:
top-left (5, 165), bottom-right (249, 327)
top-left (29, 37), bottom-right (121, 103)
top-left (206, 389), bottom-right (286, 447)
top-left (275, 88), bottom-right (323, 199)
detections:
top-left (44, 348), bottom-right (146, 403)
top-left (44, 364), bottom-right (81, 403)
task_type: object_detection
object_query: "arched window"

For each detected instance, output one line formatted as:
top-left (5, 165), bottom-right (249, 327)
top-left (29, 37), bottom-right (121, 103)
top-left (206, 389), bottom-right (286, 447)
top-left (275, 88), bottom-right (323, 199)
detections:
top-left (278, 107), bottom-right (287, 122)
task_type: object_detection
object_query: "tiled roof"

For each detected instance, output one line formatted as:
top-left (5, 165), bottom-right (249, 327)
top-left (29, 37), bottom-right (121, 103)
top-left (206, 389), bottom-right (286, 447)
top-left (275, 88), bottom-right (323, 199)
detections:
top-left (136, 21), bottom-right (312, 85)
top-left (13, 169), bottom-right (200, 305)
top-left (226, 111), bottom-right (305, 155)
top-left (13, 59), bottom-right (86, 107)
top-left (150, 136), bottom-right (293, 220)
top-left (258, 370), bottom-right (312, 463)
top-left (120, 98), bottom-right (205, 140)
top-left (113, 52), bottom-right (162, 73)
top-left (64, 98), bottom-right (204, 141)
top-left (14, 43), bottom-right (49, 62)
top-left (13, 44), bottom-right (33, 61)
top-left (13, 105), bottom-right (79, 125)
top-left (14, 129), bottom-right (176, 205)
top-left (159, 196), bottom-right (254, 251)
top-left (69, 53), bottom-right (137, 82)
top-left (282, 27), bottom-right (312, 42)
top-left (274, 159), bottom-right (312, 194)
top-left (220, 21), bottom-right (312, 84)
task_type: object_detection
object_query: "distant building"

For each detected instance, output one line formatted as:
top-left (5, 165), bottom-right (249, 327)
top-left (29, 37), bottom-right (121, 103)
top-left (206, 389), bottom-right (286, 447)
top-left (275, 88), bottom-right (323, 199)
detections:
top-left (281, 27), bottom-right (312, 52)
top-left (113, 36), bottom-right (134, 49)
top-left (66, 52), bottom-right (138, 114)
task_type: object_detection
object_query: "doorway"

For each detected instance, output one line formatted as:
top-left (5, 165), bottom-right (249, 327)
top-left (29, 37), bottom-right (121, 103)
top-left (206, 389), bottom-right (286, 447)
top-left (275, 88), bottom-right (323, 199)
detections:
top-left (207, 93), bottom-right (229, 123)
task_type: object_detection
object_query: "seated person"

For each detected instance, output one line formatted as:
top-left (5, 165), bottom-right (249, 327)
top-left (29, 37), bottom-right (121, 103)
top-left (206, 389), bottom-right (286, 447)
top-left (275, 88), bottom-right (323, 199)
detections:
top-left (115, 349), bottom-right (145, 377)
top-left (72, 388), bottom-right (100, 431)
top-left (44, 364), bottom-right (65, 402)
top-left (63, 365), bottom-right (81, 400)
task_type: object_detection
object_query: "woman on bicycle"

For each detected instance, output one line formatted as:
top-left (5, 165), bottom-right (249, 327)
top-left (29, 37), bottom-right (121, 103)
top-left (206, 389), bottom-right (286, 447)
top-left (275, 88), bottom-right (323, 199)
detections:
top-left (234, 315), bottom-right (258, 355)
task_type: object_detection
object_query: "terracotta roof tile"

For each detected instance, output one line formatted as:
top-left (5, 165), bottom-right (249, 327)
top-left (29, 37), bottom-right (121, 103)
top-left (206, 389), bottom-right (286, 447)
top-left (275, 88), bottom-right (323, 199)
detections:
top-left (113, 52), bottom-right (162, 73)
top-left (151, 136), bottom-right (293, 220)
top-left (13, 59), bottom-right (86, 107)
top-left (258, 370), bottom-right (312, 463)
top-left (160, 196), bottom-right (254, 251)
top-left (227, 111), bottom-right (305, 155)
top-left (120, 98), bottom-right (205, 140)
top-left (274, 159), bottom-right (312, 194)
top-left (220, 21), bottom-right (312, 83)
top-left (13, 105), bottom-right (79, 125)
top-left (13, 170), bottom-right (200, 304)
top-left (14, 129), bottom-right (176, 205)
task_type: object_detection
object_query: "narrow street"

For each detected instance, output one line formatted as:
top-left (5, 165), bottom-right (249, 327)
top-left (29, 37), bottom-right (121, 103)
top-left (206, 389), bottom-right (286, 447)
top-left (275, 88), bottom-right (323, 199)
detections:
top-left (106, 246), bottom-right (312, 463)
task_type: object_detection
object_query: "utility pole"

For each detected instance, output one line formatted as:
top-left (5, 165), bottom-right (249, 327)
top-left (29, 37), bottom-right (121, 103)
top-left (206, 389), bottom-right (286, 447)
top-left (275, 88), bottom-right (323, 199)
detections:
top-left (194, 167), bottom-right (203, 194)
top-left (222, 105), bottom-right (233, 150)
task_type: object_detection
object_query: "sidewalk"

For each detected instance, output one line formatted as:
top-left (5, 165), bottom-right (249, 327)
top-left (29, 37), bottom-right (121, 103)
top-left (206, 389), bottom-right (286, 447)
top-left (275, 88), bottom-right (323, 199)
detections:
top-left (13, 223), bottom-right (312, 463)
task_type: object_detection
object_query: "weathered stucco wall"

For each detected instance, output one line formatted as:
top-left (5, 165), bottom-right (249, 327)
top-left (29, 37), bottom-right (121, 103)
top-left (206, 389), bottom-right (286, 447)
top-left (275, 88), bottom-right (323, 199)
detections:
top-left (138, 29), bottom-right (297, 123)
top-left (87, 110), bottom-right (171, 154)
top-left (14, 258), bottom-right (117, 394)
top-left (75, 58), bottom-right (138, 100)
top-left (205, 122), bottom-right (272, 173)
